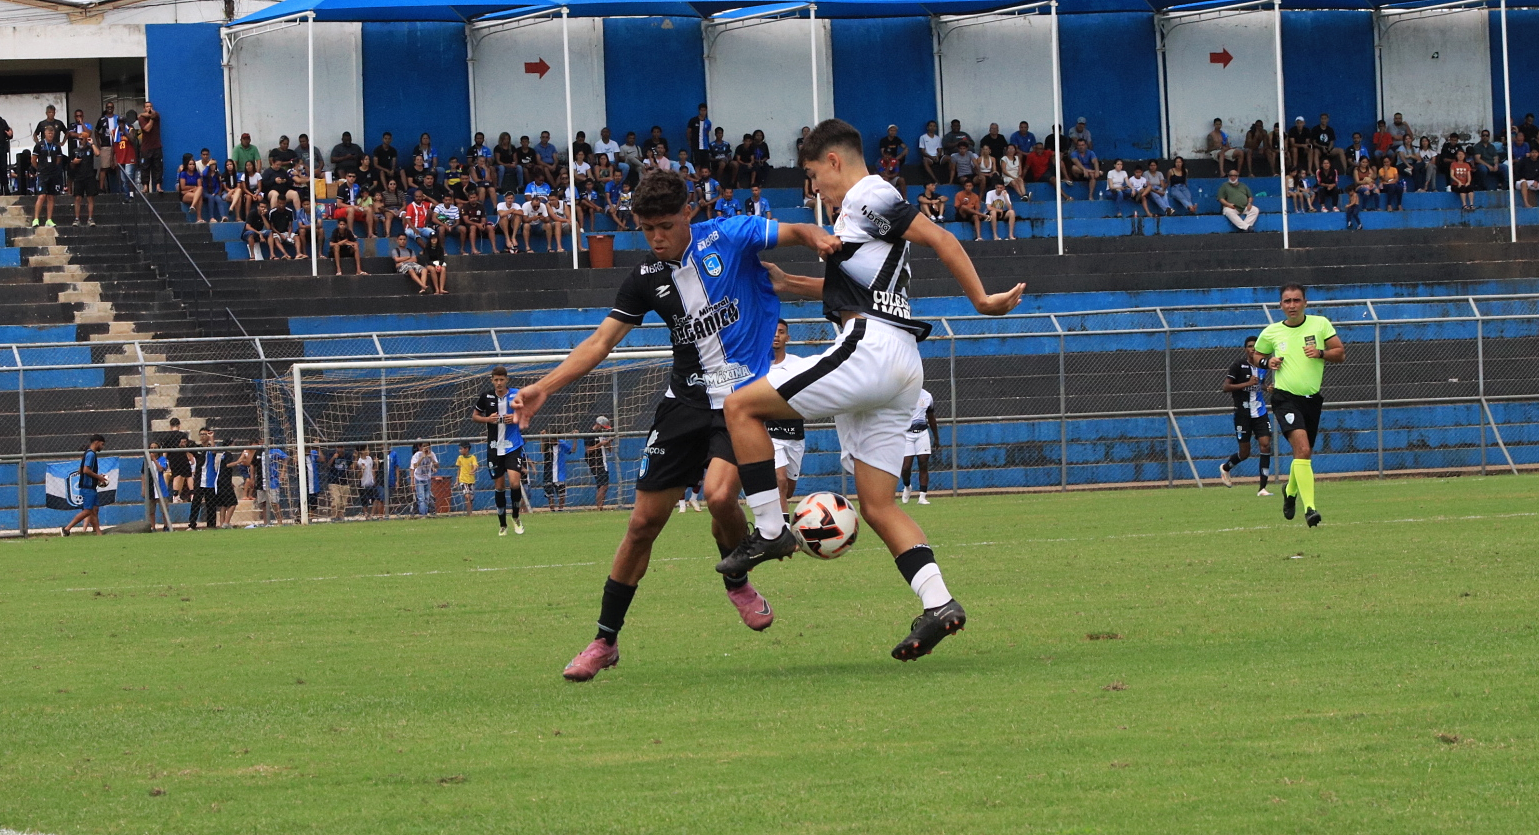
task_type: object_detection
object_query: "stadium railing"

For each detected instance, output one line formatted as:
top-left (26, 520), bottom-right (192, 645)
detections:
top-left (3, 294), bottom-right (1538, 535)
top-left (120, 177), bottom-right (251, 338)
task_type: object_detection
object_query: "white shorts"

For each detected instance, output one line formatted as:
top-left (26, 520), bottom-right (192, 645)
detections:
top-left (1519, 180), bottom-right (1539, 190)
top-left (904, 429), bottom-right (932, 458)
top-left (768, 317), bottom-right (923, 478)
top-left (772, 438), bottom-right (805, 481)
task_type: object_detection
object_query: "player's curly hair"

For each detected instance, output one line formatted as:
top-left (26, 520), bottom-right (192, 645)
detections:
top-left (798, 118), bottom-right (864, 165)
top-left (631, 170), bottom-right (691, 219)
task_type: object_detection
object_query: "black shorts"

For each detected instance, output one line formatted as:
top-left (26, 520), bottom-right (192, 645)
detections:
top-left (1233, 411), bottom-right (1272, 443)
top-left (38, 170), bottom-right (65, 196)
top-left (635, 398), bottom-right (733, 492)
top-left (586, 455), bottom-right (610, 488)
top-left (486, 449), bottom-right (526, 480)
top-left (72, 173), bottom-right (99, 196)
top-left (1270, 390), bottom-right (1324, 446)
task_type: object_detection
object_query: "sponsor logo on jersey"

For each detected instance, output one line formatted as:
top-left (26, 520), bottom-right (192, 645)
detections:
top-left (670, 297), bottom-right (740, 344)
top-left (641, 260), bottom-right (670, 275)
top-left (860, 205), bottom-right (893, 237)
top-left (702, 252), bottom-right (723, 277)
top-left (695, 229), bottom-right (721, 252)
top-left (686, 363), bottom-right (755, 390)
top-left (655, 284), bottom-right (672, 299)
top-left (871, 289), bottom-right (912, 319)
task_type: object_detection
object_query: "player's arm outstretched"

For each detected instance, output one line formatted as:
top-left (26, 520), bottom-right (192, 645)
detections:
top-left (902, 212), bottom-right (1024, 315)
top-left (513, 317), bottom-right (634, 428)
top-left (762, 260), bottom-right (824, 299)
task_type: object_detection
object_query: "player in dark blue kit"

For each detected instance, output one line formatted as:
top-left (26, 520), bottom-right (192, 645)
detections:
top-left (471, 365), bottom-right (526, 536)
top-left (62, 434), bottom-right (109, 536)
top-left (513, 170), bottom-right (834, 681)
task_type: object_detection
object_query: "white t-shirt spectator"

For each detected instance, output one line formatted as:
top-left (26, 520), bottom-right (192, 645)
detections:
top-left (1000, 155), bottom-right (1022, 181)
top-left (1127, 174), bottom-right (1148, 192)
top-left (497, 198), bottom-right (522, 221)
top-left (593, 137), bottom-right (621, 160)
top-left (572, 160), bottom-right (591, 179)
top-left (1106, 168), bottom-right (1129, 191)
top-left (411, 449), bottom-right (436, 483)
top-left (522, 200), bottom-right (549, 224)
top-left (918, 133), bottom-right (943, 159)
top-left (985, 186), bottom-right (1012, 212)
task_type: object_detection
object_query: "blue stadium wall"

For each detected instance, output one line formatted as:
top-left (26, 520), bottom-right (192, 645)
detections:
top-left (146, 11), bottom-right (1539, 169)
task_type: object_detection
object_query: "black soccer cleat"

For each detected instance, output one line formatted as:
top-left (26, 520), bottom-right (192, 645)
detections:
top-left (1282, 493), bottom-right (1297, 521)
top-left (1305, 508), bottom-right (1322, 528)
top-left (715, 527), bottom-right (799, 576)
top-left (892, 599), bottom-right (968, 662)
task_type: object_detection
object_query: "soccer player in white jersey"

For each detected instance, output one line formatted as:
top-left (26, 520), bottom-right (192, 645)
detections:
top-left (470, 365), bottom-right (526, 536)
top-left (767, 319), bottom-right (816, 514)
top-left (900, 388), bottom-right (938, 505)
top-left (511, 171), bottom-right (834, 682)
top-left (720, 119), bottom-right (1024, 662)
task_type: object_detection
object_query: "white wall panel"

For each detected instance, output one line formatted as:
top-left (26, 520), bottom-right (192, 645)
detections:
top-left (1, 91), bottom-right (67, 168)
top-left (1162, 11), bottom-right (1278, 161)
top-left (1379, 8), bottom-right (1491, 140)
top-left (228, 22), bottom-right (362, 163)
top-left (706, 18), bottom-right (833, 170)
top-left (471, 18), bottom-right (606, 152)
top-left (936, 14), bottom-right (1056, 142)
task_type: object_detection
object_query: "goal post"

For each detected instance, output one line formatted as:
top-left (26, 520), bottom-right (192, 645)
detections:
top-left (276, 351), bottom-right (673, 525)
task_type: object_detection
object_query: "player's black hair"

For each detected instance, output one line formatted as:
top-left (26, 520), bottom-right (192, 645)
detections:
top-left (777, 318), bottom-right (789, 328)
top-left (169, 417), bottom-right (180, 427)
top-left (200, 426), bottom-right (213, 433)
top-left (1280, 282), bottom-right (1307, 299)
top-left (89, 434), bottom-right (105, 444)
top-left (491, 365), bottom-right (508, 377)
top-left (798, 118), bottom-right (865, 165)
top-left (631, 170), bottom-right (691, 219)
top-left (460, 441), bottom-right (471, 449)
top-left (1243, 336), bottom-right (1258, 347)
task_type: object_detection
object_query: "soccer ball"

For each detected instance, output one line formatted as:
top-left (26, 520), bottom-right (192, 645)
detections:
top-left (791, 492), bottom-right (860, 560)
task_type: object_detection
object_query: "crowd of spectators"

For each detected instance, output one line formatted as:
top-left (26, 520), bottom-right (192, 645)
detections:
top-left (4, 101), bottom-right (164, 228)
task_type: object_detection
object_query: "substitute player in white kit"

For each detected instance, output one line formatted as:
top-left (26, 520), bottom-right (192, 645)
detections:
top-left (900, 388), bottom-right (938, 505)
top-left (719, 118), bottom-right (1024, 662)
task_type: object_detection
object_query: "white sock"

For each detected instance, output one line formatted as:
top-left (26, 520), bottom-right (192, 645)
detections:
top-left (746, 489), bottom-right (785, 537)
top-left (910, 563), bottom-right (952, 609)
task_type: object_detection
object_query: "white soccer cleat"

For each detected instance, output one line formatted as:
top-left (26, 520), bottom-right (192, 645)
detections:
top-left (1219, 464), bottom-right (1233, 488)
top-left (917, 494), bottom-right (930, 505)
top-left (1257, 488), bottom-right (1273, 497)
top-left (690, 498), bottom-right (703, 512)
top-left (677, 500), bottom-right (687, 514)
top-left (514, 519), bottom-right (525, 535)
top-left (901, 485), bottom-right (910, 504)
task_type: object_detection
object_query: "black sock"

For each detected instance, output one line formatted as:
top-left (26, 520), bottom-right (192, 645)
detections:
top-left (1259, 454), bottom-right (1271, 490)
top-left (595, 578), bottom-right (638, 644)
top-left (495, 489), bottom-right (506, 525)
top-left (901, 473), bottom-right (911, 488)
top-left (782, 512), bottom-right (792, 524)
top-left (894, 544), bottom-right (937, 584)
top-left (1224, 452), bottom-right (1244, 472)
top-left (737, 459), bottom-right (778, 498)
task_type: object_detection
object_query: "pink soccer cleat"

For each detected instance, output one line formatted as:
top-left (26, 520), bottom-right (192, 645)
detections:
top-left (726, 581), bottom-right (775, 631)
top-left (562, 639), bottom-right (619, 681)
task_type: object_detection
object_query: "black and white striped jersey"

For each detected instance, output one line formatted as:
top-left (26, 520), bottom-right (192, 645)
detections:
top-left (824, 175), bottom-right (930, 340)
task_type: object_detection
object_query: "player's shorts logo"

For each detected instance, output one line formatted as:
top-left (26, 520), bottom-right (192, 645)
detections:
top-left (702, 253), bottom-right (723, 277)
top-left (1285, 413), bottom-right (1295, 424)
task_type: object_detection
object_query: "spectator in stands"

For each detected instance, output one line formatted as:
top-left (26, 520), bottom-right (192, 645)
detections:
top-left (1288, 167), bottom-right (1316, 213)
top-left (376, 178), bottom-right (405, 237)
top-left (672, 149), bottom-right (695, 179)
top-left (999, 144), bottom-right (1025, 199)
top-left (68, 133), bottom-right (98, 225)
top-left (1449, 149), bottom-right (1475, 210)
top-left (592, 127), bottom-right (625, 182)
top-left (1378, 155), bottom-right (1403, 211)
top-left (745, 185), bottom-right (772, 219)
top-left (330, 171), bottom-right (372, 233)
top-left (1310, 114), bottom-right (1348, 173)
top-left (1394, 135), bottom-right (1418, 187)
top-left (941, 119), bottom-right (972, 157)
top-left (1008, 121), bottom-right (1036, 154)
top-left (401, 155), bottom-right (430, 196)
top-left (1344, 132), bottom-right (1370, 168)
top-left (294, 133), bottom-right (325, 176)
top-left (549, 190), bottom-right (574, 250)
top-left (1144, 160), bottom-right (1171, 215)
top-left (468, 131), bottom-right (491, 165)
top-left (1286, 116), bottom-right (1313, 173)
top-left (520, 193), bottom-right (554, 253)
top-left (1517, 113), bottom-right (1538, 150)
top-left (949, 140), bottom-right (979, 187)
top-left (714, 186), bottom-right (742, 218)
top-left (1217, 169), bottom-right (1259, 232)
top-left (372, 131), bottom-right (399, 188)
top-left (877, 145), bottom-right (907, 193)
top-left (1069, 117), bottom-right (1093, 149)
top-left (266, 200), bottom-right (299, 259)
top-left (414, 133), bottom-right (439, 174)
top-left (1248, 120), bottom-right (1278, 177)
top-left (617, 131), bottom-right (644, 181)
top-left (331, 131), bottom-right (364, 177)
top-left (644, 144), bottom-right (673, 176)
top-left (294, 196), bottom-right (315, 258)
top-left (686, 102), bottom-right (712, 171)
top-left (355, 152), bottom-right (381, 192)
top-left (1343, 185), bottom-right (1363, 231)
top-left (489, 132), bottom-right (517, 193)
top-left (522, 169), bottom-right (551, 202)
top-left (1315, 159), bottom-right (1341, 211)
top-left (691, 170), bottom-right (720, 220)
top-left (328, 217), bottom-right (366, 276)
top-left (1069, 138), bottom-right (1100, 194)
top-left (723, 134), bottom-right (752, 186)
top-left (1167, 156), bottom-right (1196, 214)
top-left (496, 190), bottom-right (525, 250)
top-left (0, 113), bottom-right (12, 196)
top-left (241, 200), bottom-right (269, 259)
top-left (137, 101), bottom-right (163, 194)
top-left (1389, 113), bottom-right (1414, 147)
top-left (199, 156), bottom-right (225, 221)
top-left (393, 233), bottom-right (429, 291)
top-left (749, 129), bottom-right (771, 186)
top-left (641, 125), bottom-right (669, 161)
top-left (1416, 136), bottom-right (1438, 191)
top-left (975, 144), bottom-right (1001, 191)
top-left (918, 181), bottom-right (947, 221)
top-left (918, 120), bottom-right (945, 184)
top-left (233, 132), bottom-right (260, 173)
top-left (978, 123), bottom-right (1007, 162)
top-left (177, 158), bottom-right (205, 222)
top-left (1352, 158), bottom-right (1379, 210)
top-left (535, 130), bottom-right (559, 181)
top-left (34, 104), bottom-right (66, 146)
top-left (419, 172), bottom-right (448, 205)
top-left (954, 179), bottom-right (984, 240)
top-left (443, 157), bottom-right (468, 201)
top-left (874, 124), bottom-right (907, 169)
top-left (1516, 145), bottom-right (1539, 208)
top-left (1371, 119), bottom-right (1395, 164)
top-left (95, 102), bottom-right (128, 195)
top-left (1437, 132), bottom-right (1463, 182)
top-left (983, 182), bottom-right (1016, 240)
top-left (463, 194), bottom-right (496, 253)
top-left (1128, 163), bottom-right (1152, 218)
top-left (608, 178), bottom-right (635, 231)
top-left (1469, 129), bottom-right (1501, 190)
top-left (290, 159), bottom-right (312, 199)
top-left (1207, 118), bottom-right (1247, 176)
top-left (1104, 158), bottom-right (1131, 217)
top-left (1025, 142), bottom-right (1069, 202)
top-left (261, 160), bottom-right (298, 211)
top-left (433, 193), bottom-right (464, 249)
top-left (419, 230), bottom-right (448, 294)
top-left (576, 180), bottom-right (603, 235)
top-left (268, 135), bottom-right (298, 169)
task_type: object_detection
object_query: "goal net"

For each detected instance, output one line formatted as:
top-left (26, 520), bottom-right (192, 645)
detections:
top-left (259, 352), bottom-right (673, 523)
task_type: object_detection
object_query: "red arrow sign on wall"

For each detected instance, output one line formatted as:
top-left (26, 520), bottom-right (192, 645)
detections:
top-left (525, 58), bottom-right (550, 79)
top-left (1210, 48), bottom-right (1233, 68)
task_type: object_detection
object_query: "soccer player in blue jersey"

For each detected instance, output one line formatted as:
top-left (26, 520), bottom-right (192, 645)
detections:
top-left (513, 170), bottom-right (835, 682)
top-left (62, 434), bottom-right (109, 537)
top-left (471, 365), bottom-right (526, 536)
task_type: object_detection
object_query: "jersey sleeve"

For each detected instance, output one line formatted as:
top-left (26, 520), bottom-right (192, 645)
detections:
top-left (1254, 328), bottom-right (1276, 355)
top-left (472, 393), bottom-right (494, 417)
top-left (1316, 317), bottom-right (1338, 342)
top-left (608, 266), bottom-right (653, 325)
top-left (717, 214), bottom-right (779, 253)
top-left (858, 182), bottom-right (920, 243)
top-left (1225, 361), bottom-right (1247, 384)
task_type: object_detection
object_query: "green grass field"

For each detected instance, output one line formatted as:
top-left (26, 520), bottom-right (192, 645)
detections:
top-left (3, 475), bottom-right (1537, 834)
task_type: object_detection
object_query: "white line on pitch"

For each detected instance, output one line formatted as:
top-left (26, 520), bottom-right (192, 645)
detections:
top-left (950, 511), bottom-right (1537, 547)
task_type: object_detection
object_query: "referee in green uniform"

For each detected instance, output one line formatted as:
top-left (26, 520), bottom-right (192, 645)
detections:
top-left (1254, 283), bottom-right (1346, 527)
